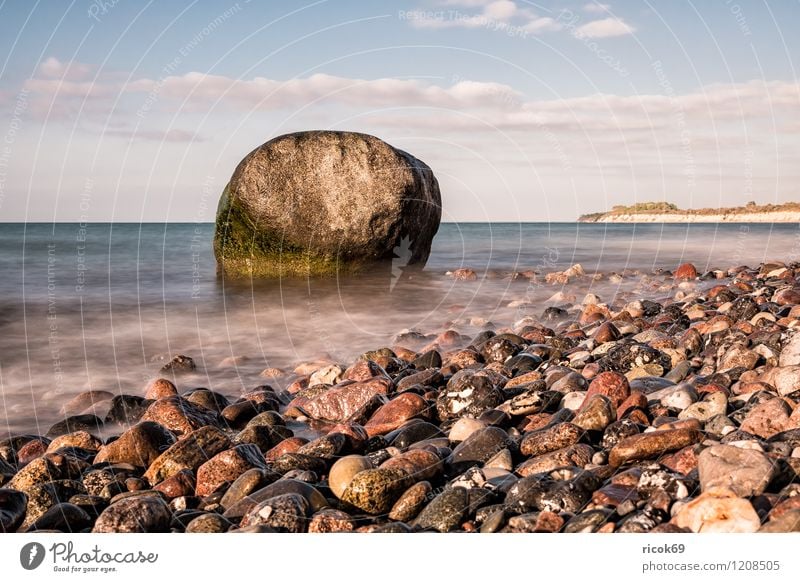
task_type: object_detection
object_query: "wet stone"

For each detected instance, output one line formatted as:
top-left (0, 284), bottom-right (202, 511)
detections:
top-left (520, 422), bottom-right (584, 457)
top-left (185, 512), bottom-right (232, 533)
top-left (698, 444), bottom-right (777, 497)
top-left (0, 488), bottom-right (27, 532)
top-left (144, 426), bottom-right (231, 485)
top-left (239, 493), bottom-right (309, 532)
top-left (341, 468), bottom-right (409, 515)
top-left (608, 428), bottom-right (703, 468)
top-left (92, 495), bottom-right (171, 533)
top-left (435, 370), bottom-right (504, 421)
top-left (414, 487), bottom-right (469, 532)
top-left (22, 502), bottom-right (92, 533)
top-left (388, 481), bottom-right (432, 522)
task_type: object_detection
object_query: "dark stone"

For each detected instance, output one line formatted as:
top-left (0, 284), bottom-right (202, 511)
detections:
top-left (46, 415), bottom-right (104, 438)
top-left (22, 502), bottom-right (92, 532)
top-left (159, 354), bottom-right (196, 374)
top-left (412, 350), bottom-right (442, 370)
top-left (447, 427), bottom-right (516, 475)
top-left (390, 421), bottom-right (445, 449)
top-left (0, 488), bottom-right (27, 532)
top-left (414, 487), bottom-right (469, 532)
top-left (105, 395), bottom-right (150, 426)
top-left (436, 370), bottom-right (504, 421)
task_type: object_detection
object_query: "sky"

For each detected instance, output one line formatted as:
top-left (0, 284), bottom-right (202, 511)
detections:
top-left (0, 0), bottom-right (798, 222)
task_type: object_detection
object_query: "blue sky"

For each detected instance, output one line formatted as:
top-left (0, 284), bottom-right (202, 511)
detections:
top-left (1, 0), bottom-right (798, 221)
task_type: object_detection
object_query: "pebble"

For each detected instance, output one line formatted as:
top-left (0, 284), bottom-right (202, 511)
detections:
top-left (341, 468), bottom-right (409, 515)
top-left (414, 487), bottom-right (469, 532)
top-left (95, 422), bottom-right (177, 468)
top-left (697, 445), bottom-right (777, 497)
top-left (328, 455), bottom-right (373, 499)
top-left (195, 444), bottom-right (267, 497)
top-left (572, 395), bottom-right (616, 431)
top-left (388, 481), bottom-right (432, 521)
top-left (239, 493), bottom-right (309, 532)
top-left (609, 428), bottom-right (703, 468)
top-left (144, 426), bottom-right (231, 485)
top-left (92, 495), bottom-right (171, 533)
top-left (671, 487), bottom-right (761, 533)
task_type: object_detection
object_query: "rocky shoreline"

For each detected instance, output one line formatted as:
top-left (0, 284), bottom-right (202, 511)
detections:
top-left (3, 260), bottom-right (800, 533)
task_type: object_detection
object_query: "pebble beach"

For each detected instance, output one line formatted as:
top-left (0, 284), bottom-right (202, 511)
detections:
top-left (3, 258), bottom-right (800, 534)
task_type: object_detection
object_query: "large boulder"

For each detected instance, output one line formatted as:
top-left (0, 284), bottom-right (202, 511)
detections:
top-left (214, 131), bottom-right (442, 277)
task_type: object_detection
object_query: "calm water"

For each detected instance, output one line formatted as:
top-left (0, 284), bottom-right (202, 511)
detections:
top-left (1, 221), bottom-right (799, 436)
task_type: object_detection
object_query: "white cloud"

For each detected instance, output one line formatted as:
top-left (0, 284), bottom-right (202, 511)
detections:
top-left (406, 0), bottom-right (562, 34)
top-left (574, 16), bottom-right (636, 38)
top-left (37, 57), bottom-right (96, 81)
top-left (582, 2), bottom-right (611, 14)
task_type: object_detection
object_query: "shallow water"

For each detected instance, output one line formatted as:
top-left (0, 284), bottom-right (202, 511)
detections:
top-left (1, 221), bottom-right (799, 437)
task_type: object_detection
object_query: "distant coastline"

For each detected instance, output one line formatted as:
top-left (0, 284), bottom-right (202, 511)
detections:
top-left (578, 201), bottom-right (800, 223)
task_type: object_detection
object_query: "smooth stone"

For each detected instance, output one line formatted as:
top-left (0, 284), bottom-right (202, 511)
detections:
top-left (196, 444), bottom-right (268, 497)
top-left (7, 456), bottom-right (61, 491)
top-left (239, 493), bottom-right (309, 532)
top-left (583, 371), bottom-right (630, 408)
top-left (308, 508), bottom-right (356, 533)
top-left (609, 429), bottom-right (703, 468)
top-left (572, 395), bottom-right (616, 431)
top-left (295, 433), bottom-right (347, 459)
top-left (94, 421), bottom-right (177, 468)
top-left (143, 426), bottom-right (231, 485)
top-left (223, 479), bottom-right (328, 520)
top-left (759, 510), bottom-right (800, 532)
top-left (0, 488), bottom-right (27, 532)
top-left (448, 418), bottom-right (487, 442)
top-left (328, 455), bottom-right (373, 500)
top-left (141, 396), bottom-right (221, 437)
top-left (92, 495), bottom-right (171, 532)
top-left (560, 391), bottom-right (586, 411)
top-left (515, 444), bottom-right (594, 477)
top-left (46, 431), bottom-right (102, 453)
top-left (697, 444), bottom-right (777, 497)
top-left (152, 469), bottom-right (196, 499)
top-left (391, 421), bottom-right (445, 449)
top-left (648, 384), bottom-right (698, 410)
top-left (21, 475), bottom-right (76, 513)
top-left (740, 398), bottom-right (796, 439)
top-left (381, 449), bottom-right (442, 481)
top-left (220, 468), bottom-right (280, 509)
top-left (341, 468), bottom-right (409, 515)
top-left (520, 423), bottom-right (583, 457)
top-left (185, 512), bottom-right (232, 533)
top-left (364, 393), bottom-right (430, 437)
top-left (414, 487), bottom-right (468, 532)
top-left (779, 333), bottom-right (800, 367)
top-left (388, 481), bottom-right (432, 522)
top-left (144, 378), bottom-right (178, 400)
top-left (484, 448), bottom-right (514, 471)
top-left (435, 370), bottom-right (504, 421)
top-left (22, 502), bottom-right (92, 532)
top-left (761, 365), bottom-right (800, 396)
top-left (678, 392), bottom-right (728, 422)
top-left (671, 488), bottom-right (760, 533)
top-left (447, 427), bottom-right (516, 474)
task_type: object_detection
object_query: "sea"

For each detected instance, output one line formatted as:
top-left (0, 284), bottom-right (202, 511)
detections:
top-left (1, 221), bottom-right (799, 436)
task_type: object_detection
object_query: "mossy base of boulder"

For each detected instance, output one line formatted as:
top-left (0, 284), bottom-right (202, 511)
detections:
top-left (214, 184), bottom-right (369, 278)
top-left (216, 254), bottom-right (366, 278)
